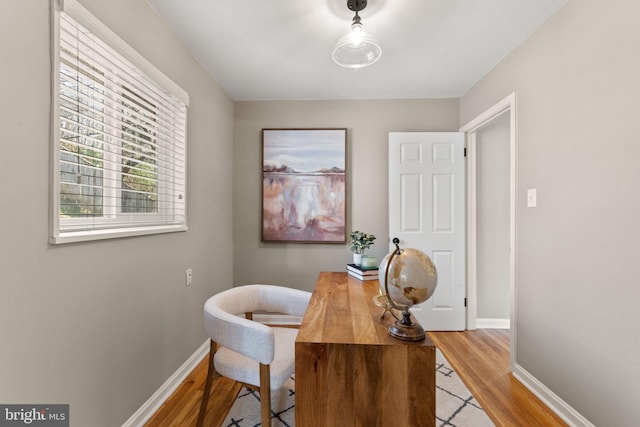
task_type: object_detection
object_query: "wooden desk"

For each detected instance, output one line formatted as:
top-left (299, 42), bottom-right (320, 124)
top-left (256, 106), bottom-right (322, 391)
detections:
top-left (295, 272), bottom-right (435, 427)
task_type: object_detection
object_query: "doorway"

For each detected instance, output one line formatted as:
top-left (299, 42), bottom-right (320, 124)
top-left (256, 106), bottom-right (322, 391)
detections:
top-left (460, 92), bottom-right (516, 369)
top-left (475, 112), bottom-right (510, 328)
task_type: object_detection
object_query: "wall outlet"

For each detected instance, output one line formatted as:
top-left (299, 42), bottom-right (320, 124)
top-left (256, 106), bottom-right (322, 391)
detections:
top-left (186, 268), bottom-right (193, 286)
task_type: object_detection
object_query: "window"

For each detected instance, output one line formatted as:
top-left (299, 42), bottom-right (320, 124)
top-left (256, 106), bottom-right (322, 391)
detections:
top-left (51, 0), bottom-right (189, 244)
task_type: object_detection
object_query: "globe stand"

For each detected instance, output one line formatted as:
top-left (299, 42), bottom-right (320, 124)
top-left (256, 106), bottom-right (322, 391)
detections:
top-left (388, 310), bottom-right (425, 341)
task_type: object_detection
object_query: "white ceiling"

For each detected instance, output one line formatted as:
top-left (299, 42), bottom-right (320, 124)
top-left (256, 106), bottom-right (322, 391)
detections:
top-left (145, 0), bottom-right (567, 101)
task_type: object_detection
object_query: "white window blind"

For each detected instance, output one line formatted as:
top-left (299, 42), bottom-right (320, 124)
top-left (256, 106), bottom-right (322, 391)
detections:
top-left (51, 0), bottom-right (189, 244)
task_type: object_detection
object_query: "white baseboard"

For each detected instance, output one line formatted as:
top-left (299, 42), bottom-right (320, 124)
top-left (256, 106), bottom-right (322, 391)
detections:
top-left (513, 364), bottom-right (595, 427)
top-left (476, 318), bottom-right (510, 329)
top-left (122, 340), bottom-right (209, 427)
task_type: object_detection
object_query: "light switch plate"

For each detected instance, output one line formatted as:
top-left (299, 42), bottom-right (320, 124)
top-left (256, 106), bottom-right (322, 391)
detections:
top-left (527, 189), bottom-right (537, 208)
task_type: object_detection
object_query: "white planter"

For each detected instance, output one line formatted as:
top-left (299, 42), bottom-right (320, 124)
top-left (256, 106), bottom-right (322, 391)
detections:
top-left (353, 253), bottom-right (363, 266)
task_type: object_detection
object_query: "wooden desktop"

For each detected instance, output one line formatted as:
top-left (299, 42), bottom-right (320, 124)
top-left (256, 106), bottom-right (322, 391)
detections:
top-left (295, 271), bottom-right (436, 426)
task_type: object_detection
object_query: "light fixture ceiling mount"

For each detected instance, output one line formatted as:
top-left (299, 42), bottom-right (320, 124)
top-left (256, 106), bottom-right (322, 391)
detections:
top-left (332, 0), bottom-right (382, 69)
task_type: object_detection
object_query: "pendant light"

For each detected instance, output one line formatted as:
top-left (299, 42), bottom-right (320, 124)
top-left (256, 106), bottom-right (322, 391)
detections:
top-left (332, 0), bottom-right (381, 68)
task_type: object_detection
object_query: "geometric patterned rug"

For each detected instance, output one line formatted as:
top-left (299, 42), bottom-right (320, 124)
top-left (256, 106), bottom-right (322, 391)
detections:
top-left (434, 350), bottom-right (495, 427)
top-left (222, 350), bottom-right (495, 427)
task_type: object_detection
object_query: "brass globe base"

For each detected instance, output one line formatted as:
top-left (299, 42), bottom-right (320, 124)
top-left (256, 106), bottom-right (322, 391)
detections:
top-left (388, 312), bottom-right (425, 341)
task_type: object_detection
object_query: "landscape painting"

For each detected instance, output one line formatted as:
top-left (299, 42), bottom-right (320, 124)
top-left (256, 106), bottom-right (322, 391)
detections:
top-left (262, 129), bottom-right (346, 243)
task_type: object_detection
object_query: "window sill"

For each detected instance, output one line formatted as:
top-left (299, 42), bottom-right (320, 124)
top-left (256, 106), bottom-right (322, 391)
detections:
top-left (50, 224), bottom-right (188, 245)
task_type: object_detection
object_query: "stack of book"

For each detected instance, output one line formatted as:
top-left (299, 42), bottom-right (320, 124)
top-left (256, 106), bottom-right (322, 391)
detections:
top-left (346, 263), bottom-right (379, 281)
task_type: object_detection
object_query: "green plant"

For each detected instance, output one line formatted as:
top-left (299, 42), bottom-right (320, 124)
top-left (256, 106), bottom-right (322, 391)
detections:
top-left (347, 230), bottom-right (376, 254)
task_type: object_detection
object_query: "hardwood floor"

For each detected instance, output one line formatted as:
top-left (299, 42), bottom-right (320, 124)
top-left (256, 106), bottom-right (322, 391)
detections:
top-left (145, 330), bottom-right (566, 426)
top-left (144, 355), bottom-right (241, 427)
top-left (429, 329), bottom-right (567, 427)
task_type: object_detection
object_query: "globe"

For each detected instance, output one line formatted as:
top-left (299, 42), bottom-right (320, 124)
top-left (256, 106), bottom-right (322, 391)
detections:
top-left (378, 247), bottom-right (438, 308)
top-left (377, 239), bottom-right (438, 341)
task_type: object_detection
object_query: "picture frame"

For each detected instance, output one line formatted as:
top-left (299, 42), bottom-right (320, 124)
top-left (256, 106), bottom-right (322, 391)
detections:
top-left (261, 128), bottom-right (347, 243)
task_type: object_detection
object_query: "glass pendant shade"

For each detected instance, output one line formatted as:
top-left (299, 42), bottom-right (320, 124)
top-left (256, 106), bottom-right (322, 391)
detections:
top-left (332, 22), bottom-right (381, 68)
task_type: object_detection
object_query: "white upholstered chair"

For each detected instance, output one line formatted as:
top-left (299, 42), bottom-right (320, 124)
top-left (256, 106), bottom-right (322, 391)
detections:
top-left (196, 284), bottom-right (311, 427)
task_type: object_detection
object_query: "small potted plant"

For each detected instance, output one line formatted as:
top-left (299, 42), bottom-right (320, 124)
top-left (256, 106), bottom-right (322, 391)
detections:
top-left (347, 230), bottom-right (376, 266)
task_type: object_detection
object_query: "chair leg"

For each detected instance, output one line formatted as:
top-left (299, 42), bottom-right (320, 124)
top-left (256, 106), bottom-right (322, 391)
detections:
top-left (196, 340), bottom-right (218, 427)
top-left (259, 363), bottom-right (271, 427)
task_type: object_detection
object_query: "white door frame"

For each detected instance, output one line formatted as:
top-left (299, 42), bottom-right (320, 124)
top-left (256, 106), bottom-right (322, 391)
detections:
top-left (460, 92), bottom-right (517, 369)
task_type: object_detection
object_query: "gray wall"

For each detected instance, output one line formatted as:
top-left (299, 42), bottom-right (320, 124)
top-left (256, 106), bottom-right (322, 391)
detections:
top-left (233, 100), bottom-right (459, 290)
top-left (476, 112), bottom-right (510, 320)
top-left (4, 0), bottom-right (633, 425)
top-left (461, 0), bottom-right (640, 425)
top-left (0, 1), bottom-right (233, 425)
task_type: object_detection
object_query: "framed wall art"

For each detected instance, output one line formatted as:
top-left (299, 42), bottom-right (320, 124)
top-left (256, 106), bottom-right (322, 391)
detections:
top-left (261, 128), bottom-right (347, 243)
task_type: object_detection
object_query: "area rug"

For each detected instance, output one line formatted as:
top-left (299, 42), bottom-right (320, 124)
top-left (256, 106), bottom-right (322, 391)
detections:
top-left (222, 350), bottom-right (494, 427)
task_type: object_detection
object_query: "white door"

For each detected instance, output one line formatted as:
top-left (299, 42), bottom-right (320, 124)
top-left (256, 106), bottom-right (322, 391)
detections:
top-left (388, 132), bottom-right (466, 331)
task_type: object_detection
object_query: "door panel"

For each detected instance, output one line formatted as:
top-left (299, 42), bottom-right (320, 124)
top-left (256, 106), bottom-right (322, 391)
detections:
top-left (401, 174), bottom-right (422, 232)
top-left (433, 173), bottom-right (454, 232)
